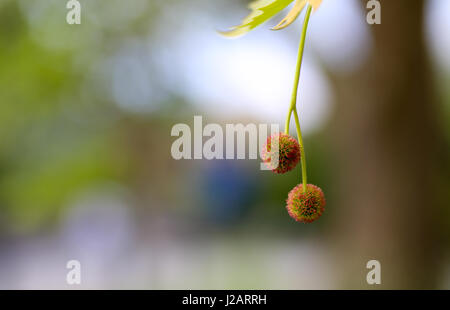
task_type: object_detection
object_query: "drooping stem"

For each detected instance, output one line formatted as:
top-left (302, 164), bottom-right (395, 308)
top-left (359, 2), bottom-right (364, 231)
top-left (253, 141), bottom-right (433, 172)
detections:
top-left (284, 4), bottom-right (312, 192)
top-left (293, 107), bottom-right (307, 190)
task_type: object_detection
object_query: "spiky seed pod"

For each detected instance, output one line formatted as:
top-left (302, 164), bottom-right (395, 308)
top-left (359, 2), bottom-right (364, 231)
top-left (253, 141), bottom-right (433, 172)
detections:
top-left (262, 133), bottom-right (301, 174)
top-left (286, 184), bottom-right (325, 223)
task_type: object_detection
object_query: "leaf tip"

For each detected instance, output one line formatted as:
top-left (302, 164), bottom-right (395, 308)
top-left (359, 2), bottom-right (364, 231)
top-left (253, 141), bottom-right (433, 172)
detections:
top-left (217, 26), bottom-right (251, 38)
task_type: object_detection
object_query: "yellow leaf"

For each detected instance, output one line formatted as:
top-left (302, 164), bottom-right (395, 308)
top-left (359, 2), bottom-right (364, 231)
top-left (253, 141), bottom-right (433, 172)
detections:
top-left (272, 0), bottom-right (306, 30)
top-left (307, 0), bottom-right (323, 11)
top-left (219, 0), bottom-right (294, 38)
top-left (272, 0), bottom-right (322, 31)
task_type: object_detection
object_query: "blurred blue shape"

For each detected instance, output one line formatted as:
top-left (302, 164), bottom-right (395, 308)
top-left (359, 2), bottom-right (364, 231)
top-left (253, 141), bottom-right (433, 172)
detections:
top-left (201, 161), bottom-right (256, 226)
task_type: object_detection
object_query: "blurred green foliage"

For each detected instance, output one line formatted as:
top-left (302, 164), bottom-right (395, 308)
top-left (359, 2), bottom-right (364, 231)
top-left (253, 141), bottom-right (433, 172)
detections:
top-left (0, 0), bottom-right (125, 233)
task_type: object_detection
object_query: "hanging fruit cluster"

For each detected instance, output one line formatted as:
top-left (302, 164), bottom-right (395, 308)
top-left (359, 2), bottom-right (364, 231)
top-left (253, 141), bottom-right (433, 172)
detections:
top-left (221, 0), bottom-right (326, 223)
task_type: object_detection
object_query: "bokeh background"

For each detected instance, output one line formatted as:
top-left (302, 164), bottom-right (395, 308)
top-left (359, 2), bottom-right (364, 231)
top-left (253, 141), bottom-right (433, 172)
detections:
top-left (0, 0), bottom-right (449, 289)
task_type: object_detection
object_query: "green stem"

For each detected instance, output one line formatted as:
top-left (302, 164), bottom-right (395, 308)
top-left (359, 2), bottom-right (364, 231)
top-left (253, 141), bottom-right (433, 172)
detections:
top-left (293, 107), bottom-right (307, 190)
top-left (284, 4), bottom-right (312, 192)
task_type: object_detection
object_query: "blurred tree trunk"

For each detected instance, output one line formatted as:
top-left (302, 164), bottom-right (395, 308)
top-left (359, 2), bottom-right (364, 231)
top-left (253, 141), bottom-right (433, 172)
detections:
top-left (329, 0), bottom-right (445, 289)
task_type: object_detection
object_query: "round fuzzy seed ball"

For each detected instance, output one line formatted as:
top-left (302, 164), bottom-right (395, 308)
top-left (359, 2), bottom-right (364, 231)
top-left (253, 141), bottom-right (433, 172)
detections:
top-left (286, 184), bottom-right (325, 223)
top-left (262, 133), bottom-right (300, 174)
